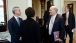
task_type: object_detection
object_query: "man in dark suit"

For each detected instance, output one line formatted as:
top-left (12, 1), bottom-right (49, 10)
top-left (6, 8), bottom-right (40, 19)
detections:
top-left (46, 6), bottom-right (65, 43)
top-left (8, 6), bottom-right (23, 43)
top-left (62, 6), bottom-right (75, 43)
top-left (43, 10), bottom-right (50, 43)
top-left (44, 10), bottom-right (50, 25)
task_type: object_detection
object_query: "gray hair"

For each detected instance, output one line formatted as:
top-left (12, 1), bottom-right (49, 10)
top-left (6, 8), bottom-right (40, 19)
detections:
top-left (12, 6), bottom-right (19, 14)
top-left (53, 7), bottom-right (58, 13)
top-left (51, 6), bottom-right (58, 13)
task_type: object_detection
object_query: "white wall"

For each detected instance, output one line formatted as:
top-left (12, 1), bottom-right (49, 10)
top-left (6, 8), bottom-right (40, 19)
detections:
top-left (53, 0), bottom-right (64, 15)
top-left (7, 0), bottom-right (41, 21)
top-left (6, 0), bottom-right (32, 21)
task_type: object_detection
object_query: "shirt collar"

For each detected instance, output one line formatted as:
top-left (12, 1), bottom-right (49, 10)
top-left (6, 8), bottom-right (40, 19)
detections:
top-left (66, 12), bottom-right (69, 15)
top-left (52, 14), bottom-right (57, 18)
top-left (14, 15), bottom-right (19, 20)
top-left (14, 15), bottom-right (19, 18)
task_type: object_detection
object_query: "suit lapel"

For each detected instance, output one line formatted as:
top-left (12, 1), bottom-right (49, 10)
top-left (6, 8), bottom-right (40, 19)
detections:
top-left (65, 13), bottom-right (71, 21)
top-left (64, 13), bottom-right (66, 20)
top-left (68, 13), bottom-right (71, 21)
top-left (48, 14), bottom-right (58, 28)
top-left (12, 16), bottom-right (19, 26)
top-left (48, 14), bottom-right (59, 32)
top-left (53, 14), bottom-right (58, 26)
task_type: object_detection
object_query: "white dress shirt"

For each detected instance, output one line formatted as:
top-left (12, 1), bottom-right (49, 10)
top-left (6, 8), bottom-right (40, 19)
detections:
top-left (49, 14), bottom-right (57, 35)
top-left (67, 12), bottom-right (69, 16)
top-left (66, 12), bottom-right (69, 19)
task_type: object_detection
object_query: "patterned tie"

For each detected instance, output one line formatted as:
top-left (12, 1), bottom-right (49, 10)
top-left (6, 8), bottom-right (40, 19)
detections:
top-left (17, 18), bottom-right (20, 26)
top-left (65, 13), bottom-right (69, 26)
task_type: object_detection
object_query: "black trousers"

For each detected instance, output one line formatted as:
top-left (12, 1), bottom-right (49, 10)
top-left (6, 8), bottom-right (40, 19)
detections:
top-left (47, 35), bottom-right (61, 43)
top-left (64, 26), bottom-right (73, 43)
top-left (43, 25), bottom-right (48, 43)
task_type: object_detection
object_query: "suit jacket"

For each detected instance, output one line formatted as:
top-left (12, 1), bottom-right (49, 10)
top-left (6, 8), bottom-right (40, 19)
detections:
top-left (62, 12), bottom-right (75, 30)
top-left (8, 16), bottom-right (22, 43)
top-left (47, 14), bottom-right (65, 42)
top-left (44, 10), bottom-right (50, 25)
top-left (19, 17), bottom-right (41, 43)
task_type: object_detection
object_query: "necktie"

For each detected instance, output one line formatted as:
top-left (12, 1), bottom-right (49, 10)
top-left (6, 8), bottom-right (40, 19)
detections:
top-left (49, 17), bottom-right (54, 35)
top-left (51, 17), bottom-right (54, 24)
top-left (17, 18), bottom-right (20, 26)
top-left (65, 13), bottom-right (69, 26)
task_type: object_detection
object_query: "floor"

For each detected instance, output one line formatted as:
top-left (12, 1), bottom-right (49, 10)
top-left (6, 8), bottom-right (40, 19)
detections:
top-left (0, 31), bottom-right (76, 43)
top-left (0, 31), bottom-right (11, 41)
top-left (66, 35), bottom-right (76, 43)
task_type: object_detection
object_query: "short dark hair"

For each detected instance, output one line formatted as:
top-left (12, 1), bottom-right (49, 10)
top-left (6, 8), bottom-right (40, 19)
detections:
top-left (25, 7), bottom-right (35, 17)
top-left (65, 6), bottom-right (70, 10)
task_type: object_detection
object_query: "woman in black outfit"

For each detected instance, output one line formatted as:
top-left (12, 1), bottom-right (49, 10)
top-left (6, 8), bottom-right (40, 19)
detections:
top-left (19, 7), bottom-right (41, 43)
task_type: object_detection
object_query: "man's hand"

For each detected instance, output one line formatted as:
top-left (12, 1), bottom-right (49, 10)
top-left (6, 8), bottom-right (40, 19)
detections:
top-left (19, 37), bottom-right (22, 41)
top-left (56, 38), bottom-right (62, 42)
top-left (72, 28), bottom-right (75, 33)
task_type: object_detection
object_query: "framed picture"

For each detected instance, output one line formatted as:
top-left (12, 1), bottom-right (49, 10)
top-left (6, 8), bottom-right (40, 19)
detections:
top-left (67, 3), bottom-right (73, 13)
top-left (50, 0), bottom-right (53, 6)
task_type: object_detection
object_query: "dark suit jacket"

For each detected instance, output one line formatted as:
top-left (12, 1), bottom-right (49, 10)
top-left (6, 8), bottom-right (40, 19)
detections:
top-left (62, 13), bottom-right (75, 30)
top-left (8, 16), bottom-right (22, 43)
top-left (44, 10), bottom-right (50, 25)
top-left (47, 14), bottom-right (65, 42)
top-left (19, 17), bottom-right (41, 43)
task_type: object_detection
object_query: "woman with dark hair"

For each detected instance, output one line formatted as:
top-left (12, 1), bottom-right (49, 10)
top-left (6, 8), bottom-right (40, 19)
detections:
top-left (19, 7), bottom-right (41, 43)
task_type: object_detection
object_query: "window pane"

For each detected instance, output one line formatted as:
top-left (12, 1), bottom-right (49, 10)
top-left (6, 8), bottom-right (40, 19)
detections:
top-left (0, 0), bottom-right (4, 25)
top-left (0, 0), bottom-right (3, 5)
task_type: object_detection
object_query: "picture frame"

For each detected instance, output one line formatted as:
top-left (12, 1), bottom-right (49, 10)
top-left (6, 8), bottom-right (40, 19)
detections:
top-left (67, 3), bottom-right (73, 13)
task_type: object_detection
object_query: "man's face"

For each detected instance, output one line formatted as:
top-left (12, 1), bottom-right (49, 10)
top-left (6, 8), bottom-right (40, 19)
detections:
top-left (49, 7), bottom-right (55, 16)
top-left (64, 7), bottom-right (69, 13)
top-left (15, 8), bottom-right (21, 16)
